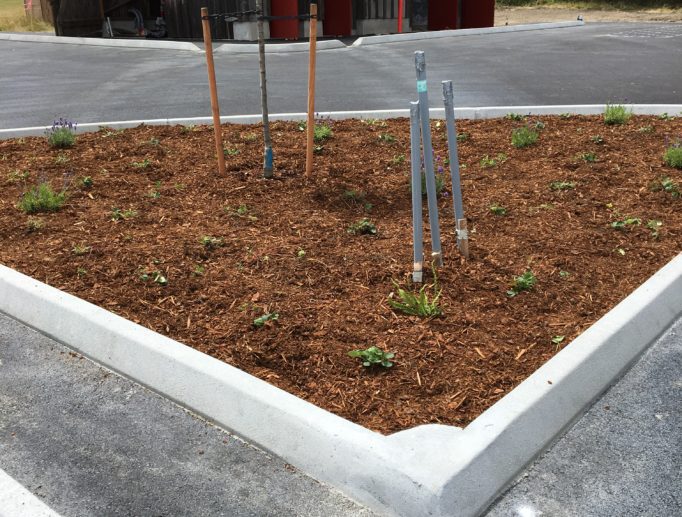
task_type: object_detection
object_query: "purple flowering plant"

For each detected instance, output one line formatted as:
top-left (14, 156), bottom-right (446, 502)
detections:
top-left (46, 118), bottom-right (77, 149)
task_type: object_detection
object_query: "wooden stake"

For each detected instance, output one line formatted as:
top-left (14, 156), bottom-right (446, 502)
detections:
top-left (201, 7), bottom-right (226, 176)
top-left (305, 2), bottom-right (318, 177)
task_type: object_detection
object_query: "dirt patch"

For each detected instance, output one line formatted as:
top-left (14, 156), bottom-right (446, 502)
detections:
top-left (1, 115), bottom-right (681, 434)
top-left (496, 6), bottom-right (682, 25)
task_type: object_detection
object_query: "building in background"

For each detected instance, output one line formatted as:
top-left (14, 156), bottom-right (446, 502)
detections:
top-left (39, 0), bottom-right (495, 40)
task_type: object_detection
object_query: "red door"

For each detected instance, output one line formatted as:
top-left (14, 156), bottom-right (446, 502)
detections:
top-left (323, 0), bottom-right (352, 37)
top-left (270, 0), bottom-right (299, 40)
top-left (428, 0), bottom-right (458, 31)
top-left (461, 0), bottom-right (495, 29)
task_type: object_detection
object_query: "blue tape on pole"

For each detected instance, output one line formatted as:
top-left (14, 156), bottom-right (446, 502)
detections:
top-left (265, 147), bottom-right (273, 168)
top-left (417, 80), bottom-right (427, 93)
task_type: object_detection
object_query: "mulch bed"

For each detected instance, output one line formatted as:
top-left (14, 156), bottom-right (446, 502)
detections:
top-left (1, 115), bottom-right (680, 434)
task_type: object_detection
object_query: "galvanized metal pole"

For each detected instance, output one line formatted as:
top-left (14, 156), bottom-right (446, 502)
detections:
top-left (256, 0), bottom-right (273, 179)
top-left (201, 7), bottom-right (226, 176)
top-left (442, 80), bottom-right (469, 258)
top-left (410, 101), bottom-right (424, 283)
top-left (414, 51), bottom-right (443, 267)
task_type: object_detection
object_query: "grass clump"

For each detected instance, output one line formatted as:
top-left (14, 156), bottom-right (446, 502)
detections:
top-left (490, 204), bottom-right (508, 216)
top-left (313, 124), bottom-right (333, 142)
top-left (604, 104), bottom-right (631, 125)
top-left (511, 126), bottom-right (539, 148)
top-left (550, 180), bottom-right (576, 191)
top-left (348, 346), bottom-right (395, 368)
top-left (46, 118), bottom-right (77, 149)
top-left (388, 281), bottom-right (442, 318)
top-left (664, 141), bottom-right (682, 169)
top-left (18, 183), bottom-right (66, 213)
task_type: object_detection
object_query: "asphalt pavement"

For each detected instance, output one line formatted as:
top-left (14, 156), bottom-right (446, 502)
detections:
top-left (485, 317), bottom-right (682, 517)
top-left (1, 22), bottom-right (681, 129)
top-left (0, 312), bottom-right (375, 517)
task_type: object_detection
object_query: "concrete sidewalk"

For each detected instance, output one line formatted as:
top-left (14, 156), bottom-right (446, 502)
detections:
top-left (486, 317), bottom-right (682, 517)
top-left (0, 313), bottom-right (374, 517)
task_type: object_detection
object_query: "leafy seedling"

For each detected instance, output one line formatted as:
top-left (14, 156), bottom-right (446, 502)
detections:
top-left (253, 312), bottom-right (279, 328)
top-left (111, 208), bottom-right (137, 221)
top-left (610, 217), bottom-right (641, 230)
top-left (72, 244), bottom-right (92, 255)
top-left (490, 204), bottom-right (507, 216)
top-left (580, 152), bottom-right (597, 163)
top-left (652, 176), bottom-right (680, 198)
top-left (348, 346), bottom-right (395, 368)
top-left (590, 135), bottom-right (604, 144)
top-left (505, 113), bottom-right (525, 121)
top-left (201, 235), bottom-right (224, 250)
top-left (480, 153), bottom-right (507, 168)
top-left (550, 181), bottom-right (576, 191)
top-left (507, 270), bottom-right (537, 297)
top-left (378, 133), bottom-right (396, 143)
top-left (132, 159), bottom-right (152, 169)
top-left (551, 335), bottom-right (565, 345)
top-left (224, 148), bottom-right (240, 156)
top-left (348, 218), bottom-right (377, 235)
top-left (81, 176), bottom-right (93, 188)
top-left (647, 220), bottom-right (662, 238)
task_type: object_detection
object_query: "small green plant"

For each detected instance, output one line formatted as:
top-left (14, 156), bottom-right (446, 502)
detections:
top-left (652, 176), bottom-right (680, 197)
top-left (18, 183), bottom-right (67, 213)
top-left (242, 133), bottom-right (258, 142)
top-left (193, 264), bottom-right (206, 276)
top-left (148, 138), bottom-right (160, 146)
top-left (7, 170), bottom-right (29, 183)
top-left (55, 153), bottom-right (69, 165)
top-left (550, 181), bottom-right (576, 191)
top-left (551, 335), bottom-right (565, 345)
top-left (480, 153), bottom-right (507, 168)
top-left (591, 135), bottom-right (604, 144)
top-left (392, 154), bottom-right (406, 165)
top-left (361, 118), bottom-right (387, 127)
top-left (659, 113), bottom-right (674, 120)
top-left (417, 172), bottom-right (445, 197)
top-left (457, 132), bottom-right (470, 142)
top-left (603, 104), bottom-right (631, 125)
top-left (559, 270), bottom-right (570, 278)
top-left (224, 147), bottom-right (240, 156)
top-left (647, 220), bottom-right (662, 238)
top-left (296, 248), bottom-right (306, 258)
top-left (313, 124), bottom-right (333, 142)
top-left (610, 217), bottom-right (641, 230)
top-left (348, 346), bottom-right (395, 368)
top-left (511, 126), bottom-right (539, 148)
top-left (505, 113), bottom-right (525, 121)
top-left (348, 218), bottom-right (377, 236)
top-left (46, 118), bottom-right (77, 149)
top-left (388, 281), bottom-right (442, 318)
top-left (111, 208), bottom-right (137, 221)
top-left (77, 267), bottom-right (87, 278)
top-left (72, 244), bottom-right (92, 255)
top-left (378, 133), bottom-right (396, 144)
top-left (534, 120), bottom-right (546, 131)
top-left (253, 312), bottom-right (279, 328)
top-left (490, 204), bottom-right (507, 216)
top-left (139, 269), bottom-right (167, 286)
top-left (26, 217), bottom-right (44, 232)
top-left (664, 141), bottom-right (682, 169)
top-left (580, 152), bottom-right (597, 163)
top-left (559, 113), bottom-right (572, 119)
top-left (638, 126), bottom-right (654, 134)
top-left (507, 270), bottom-right (537, 297)
top-left (201, 235), bottom-right (224, 250)
top-left (80, 176), bottom-right (93, 188)
top-left (343, 190), bottom-right (373, 212)
top-left (174, 183), bottom-right (186, 191)
top-left (181, 124), bottom-right (196, 133)
top-left (132, 159), bottom-right (152, 169)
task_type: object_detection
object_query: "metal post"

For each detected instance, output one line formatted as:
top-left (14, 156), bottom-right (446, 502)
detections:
top-left (397, 0), bottom-right (404, 33)
top-left (305, 1), bottom-right (318, 177)
top-left (410, 101), bottom-right (424, 283)
top-left (201, 7), bottom-right (226, 176)
top-left (442, 80), bottom-right (469, 258)
top-left (414, 51), bottom-right (443, 267)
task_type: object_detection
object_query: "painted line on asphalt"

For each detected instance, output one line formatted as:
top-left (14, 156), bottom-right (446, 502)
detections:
top-left (0, 468), bottom-right (62, 517)
top-left (2, 104), bottom-right (681, 139)
top-left (1, 106), bottom-right (681, 516)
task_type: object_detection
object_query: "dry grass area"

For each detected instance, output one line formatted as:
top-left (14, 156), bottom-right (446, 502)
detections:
top-left (0, 0), bottom-right (52, 32)
top-left (496, 4), bottom-right (682, 24)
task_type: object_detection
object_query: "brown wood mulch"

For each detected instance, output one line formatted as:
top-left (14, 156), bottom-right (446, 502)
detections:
top-left (1, 115), bottom-right (680, 434)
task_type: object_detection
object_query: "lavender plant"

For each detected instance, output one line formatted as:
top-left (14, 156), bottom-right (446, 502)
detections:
top-left (46, 118), bottom-right (77, 149)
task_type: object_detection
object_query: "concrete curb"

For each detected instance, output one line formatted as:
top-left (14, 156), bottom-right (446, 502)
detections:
top-left (1, 106), bottom-right (681, 516)
top-left (0, 468), bottom-right (62, 517)
top-left (0, 32), bottom-right (202, 52)
top-left (216, 39), bottom-right (346, 54)
top-left (2, 104), bottom-right (681, 139)
top-left (352, 20), bottom-right (584, 46)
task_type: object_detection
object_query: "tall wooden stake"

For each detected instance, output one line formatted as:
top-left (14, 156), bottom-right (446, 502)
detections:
top-left (305, 1), bottom-right (318, 177)
top-left (256, 0), bottom-right (273, 178)
top-left (201, 7), bottom-right (226, 176)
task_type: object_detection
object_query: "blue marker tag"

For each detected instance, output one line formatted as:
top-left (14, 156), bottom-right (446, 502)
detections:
top-left (417, 80), bottom-right (427, 93)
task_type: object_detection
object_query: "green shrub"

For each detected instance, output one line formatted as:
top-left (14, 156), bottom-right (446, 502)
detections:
top-left (313, 124), bottom-right (333, 142)
top-left (604, 104), bottom-right (631, 125)
top-left (348, 218), bottom-right (377, 235)
top-left (46, 118), bottom-right (77, 149)
top-left (507, 270), bottom-right (537, 297)
top-left (511, 127), bottom-right (539, 148)
top-left (18, 183), bottom-right (66, 213)
top-left (388, 282), bottom-right (442, 317)
top-left (664, 142), bottom-right (682, 169)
